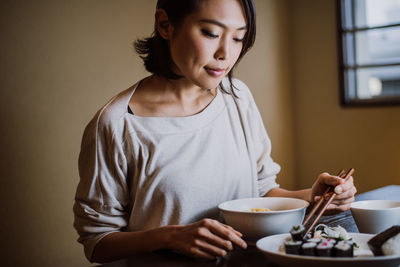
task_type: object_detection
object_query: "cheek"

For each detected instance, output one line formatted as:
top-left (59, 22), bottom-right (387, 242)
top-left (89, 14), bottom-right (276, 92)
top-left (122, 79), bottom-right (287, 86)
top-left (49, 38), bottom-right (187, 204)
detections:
top-left (171, 36), bottom-right (210, 68)
top-left (186, 36), bottom-right (213, 64)
top-left (232, 44), bottom-right (243, 62)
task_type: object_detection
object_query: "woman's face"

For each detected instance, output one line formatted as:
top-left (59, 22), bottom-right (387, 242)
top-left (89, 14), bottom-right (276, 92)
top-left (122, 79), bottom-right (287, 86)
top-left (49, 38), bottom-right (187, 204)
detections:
top-left (167, 0), bottom-right (247, 90)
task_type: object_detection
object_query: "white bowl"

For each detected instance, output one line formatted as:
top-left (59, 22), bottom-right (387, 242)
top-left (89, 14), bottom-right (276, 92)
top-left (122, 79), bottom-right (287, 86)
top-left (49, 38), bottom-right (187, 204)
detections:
top-left (218, 197), bottom-right (309, 241)
top-left (350, 200), bottom-right (400, 234)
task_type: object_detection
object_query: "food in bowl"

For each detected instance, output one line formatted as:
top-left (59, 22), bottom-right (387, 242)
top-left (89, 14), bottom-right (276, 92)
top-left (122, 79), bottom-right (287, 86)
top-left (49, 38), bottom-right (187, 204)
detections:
top-left (284, 224), bottom-right (358, 257)
top-left (368, 225), bottom-right (400, 256)
top-left (218, 197), bottom-right (309, 240)
top-left (251, 207), bottom-right (271, 212)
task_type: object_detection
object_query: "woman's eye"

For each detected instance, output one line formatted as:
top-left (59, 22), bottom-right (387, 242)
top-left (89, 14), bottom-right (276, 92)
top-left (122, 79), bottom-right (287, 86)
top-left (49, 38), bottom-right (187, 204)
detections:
top-left (201, 29), bottom-right (218, 38)
top-left (233, 37), bottom-right (244, 43)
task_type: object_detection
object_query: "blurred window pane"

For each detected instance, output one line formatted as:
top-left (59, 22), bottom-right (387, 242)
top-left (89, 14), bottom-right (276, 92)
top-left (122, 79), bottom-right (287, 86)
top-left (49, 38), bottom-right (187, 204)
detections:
top-left (339, 0), bottom-right (400, 105)
top-left (355, 26), bottom-right (400, 65)
top-left (356, 66), bottom-right (400, 99)
top-left (355, 0), bottom-right (400, 28)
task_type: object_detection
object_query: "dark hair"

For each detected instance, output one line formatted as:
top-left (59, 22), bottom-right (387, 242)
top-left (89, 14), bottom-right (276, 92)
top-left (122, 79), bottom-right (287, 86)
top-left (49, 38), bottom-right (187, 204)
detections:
top-left (135, 0), bottom-right (256, 94)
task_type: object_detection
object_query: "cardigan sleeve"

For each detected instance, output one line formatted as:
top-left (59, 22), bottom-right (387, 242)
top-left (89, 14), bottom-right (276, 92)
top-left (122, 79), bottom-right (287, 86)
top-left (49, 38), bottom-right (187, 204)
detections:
top-left (73, 110), bottom-right (130, 262)
top-left (255, 131), bottom-right (281, 197)
top-left (232, 79), bottom-right (281, 196)
top-left (251, 104), bottom-right (281, 196)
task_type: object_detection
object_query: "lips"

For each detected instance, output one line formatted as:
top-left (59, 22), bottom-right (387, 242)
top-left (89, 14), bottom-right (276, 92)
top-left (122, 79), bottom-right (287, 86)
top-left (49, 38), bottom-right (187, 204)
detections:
top-left (204, 67), bottom-right (226, 77)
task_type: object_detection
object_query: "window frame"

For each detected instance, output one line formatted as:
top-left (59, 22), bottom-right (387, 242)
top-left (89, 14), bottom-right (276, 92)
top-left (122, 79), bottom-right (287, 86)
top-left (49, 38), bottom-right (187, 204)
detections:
top-left (337, 0), bottom-right (400, 106)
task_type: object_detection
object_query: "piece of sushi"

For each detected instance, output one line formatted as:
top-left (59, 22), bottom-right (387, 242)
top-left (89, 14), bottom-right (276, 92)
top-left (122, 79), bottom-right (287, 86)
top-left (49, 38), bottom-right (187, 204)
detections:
top-left (284, 239), bottom-right (302, 255)
top-left (368, 225), bottom-right (400, 256)
top-left (316, 240), bottom-right (334, 257)
top-left (290, 225), bottom-right (305, 241)
top-left (334, 240), bottom-right (354, 257)
top-left (306, 237), bottom-right (321, 244)
top-left (325, 238), bottom-right (337, 245)
top-left (301, 242), bottom-right (317, 256)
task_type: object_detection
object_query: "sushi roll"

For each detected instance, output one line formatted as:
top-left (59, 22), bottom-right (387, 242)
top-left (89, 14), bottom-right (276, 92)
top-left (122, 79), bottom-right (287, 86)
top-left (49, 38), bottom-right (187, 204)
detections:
top-left (334, 240), bottom-right (353, 257)
top-left (316, 240), bottom-right (334, 257)
top-left (306, 238), bottom-right (321, 244)
top-left (303, 232), bottom-right (312, 240)
top-left (301, 242), bottom-right (317, 256)
top-left (290, 225), bottom-right (305, 241)
top-left (368, 225), bottom-right (400, 256)
top-left (284, 239), bottom-right (302, 255)
top-left (325, 238), bottom-right (337, 246)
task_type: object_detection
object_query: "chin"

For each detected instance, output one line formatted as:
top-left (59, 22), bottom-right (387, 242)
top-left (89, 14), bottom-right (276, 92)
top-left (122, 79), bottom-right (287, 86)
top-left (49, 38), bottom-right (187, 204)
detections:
top-left (195, 77), bottom-right (225, 90)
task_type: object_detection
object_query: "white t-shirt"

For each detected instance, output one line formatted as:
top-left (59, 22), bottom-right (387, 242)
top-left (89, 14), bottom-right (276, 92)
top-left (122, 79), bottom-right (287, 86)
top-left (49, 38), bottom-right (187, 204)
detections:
top-left (73, 78), bottom-right (280, 261)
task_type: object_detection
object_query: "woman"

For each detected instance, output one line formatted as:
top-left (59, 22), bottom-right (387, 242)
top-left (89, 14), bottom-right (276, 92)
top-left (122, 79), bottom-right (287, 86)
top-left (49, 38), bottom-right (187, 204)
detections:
top-left (73, 0), bottom-right (357, 263)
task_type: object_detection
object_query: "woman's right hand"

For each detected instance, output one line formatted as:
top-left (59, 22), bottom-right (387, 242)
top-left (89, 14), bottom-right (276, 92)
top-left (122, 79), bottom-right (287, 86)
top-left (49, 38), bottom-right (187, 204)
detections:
top-left (163, 218), bottom-right (247, 260)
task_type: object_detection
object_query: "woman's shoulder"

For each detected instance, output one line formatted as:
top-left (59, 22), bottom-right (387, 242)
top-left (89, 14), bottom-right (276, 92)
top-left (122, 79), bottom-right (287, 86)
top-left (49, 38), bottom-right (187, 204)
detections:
top-left (220, 77), bottom-right (256, 106)
top-left (82, 84), bottom-right (137, 142)
top-left (97, 87), bottom-right (133, 126)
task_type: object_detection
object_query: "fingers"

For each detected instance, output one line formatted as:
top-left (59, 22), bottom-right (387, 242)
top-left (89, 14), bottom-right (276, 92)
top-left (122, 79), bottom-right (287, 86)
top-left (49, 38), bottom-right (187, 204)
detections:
top-left (192, 238), bottom-right (228, 258)
top-left (313, 172), bottom-right (357, 213)
top-left (315, 190), bottom-right (354, 213)
top-left (196, 225), bottom-right (234, 253)
top-left (334, 176), bottom-right (354, 194)
top-left (334, 186), bottom-right (357, 201)
top-left (318, 172), bottom-right (342, 187)
top-left (174, 219), bottom-right (247, 260)
top-left (317, 173), bottom-right (356, 197)
top-left (169, 219), bottom-right (244, 260)
top-left (223, 224), bottom-right (243, 237)
top-left (201, 219), bottom-right (247, 249)
top-left (332, 195), bottom-right (355, 205)
top-left (334, 176), bottom-right (356, 200)
top-left (312, 173), bottom-right (345, 202)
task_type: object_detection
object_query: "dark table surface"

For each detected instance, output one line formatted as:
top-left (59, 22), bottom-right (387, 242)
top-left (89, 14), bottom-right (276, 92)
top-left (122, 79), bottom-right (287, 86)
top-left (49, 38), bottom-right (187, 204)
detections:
top-left (99, 185), bottom-right (400, 267)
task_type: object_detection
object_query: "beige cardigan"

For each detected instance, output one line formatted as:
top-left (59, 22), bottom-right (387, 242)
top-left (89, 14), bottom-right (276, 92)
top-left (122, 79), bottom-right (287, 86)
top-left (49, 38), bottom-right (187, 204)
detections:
top-left (73, 78), bottom-right (280, 261)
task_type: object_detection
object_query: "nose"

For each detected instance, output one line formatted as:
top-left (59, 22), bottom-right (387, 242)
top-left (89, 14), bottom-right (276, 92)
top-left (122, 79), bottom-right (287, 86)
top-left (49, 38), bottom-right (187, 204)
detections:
top-left (214, 38), bottom-right (229, 61)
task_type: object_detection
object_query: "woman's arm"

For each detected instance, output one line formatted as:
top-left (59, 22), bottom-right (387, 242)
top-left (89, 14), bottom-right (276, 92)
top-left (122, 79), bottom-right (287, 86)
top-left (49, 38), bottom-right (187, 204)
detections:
top-left (265, 172), bottom-right (357, 212)
top-left (265, 187), bottom-right (312, 202)
top-left (92, 228), bottom-right (167, 263)
top-left (92, 219), bottom-right (247, 263)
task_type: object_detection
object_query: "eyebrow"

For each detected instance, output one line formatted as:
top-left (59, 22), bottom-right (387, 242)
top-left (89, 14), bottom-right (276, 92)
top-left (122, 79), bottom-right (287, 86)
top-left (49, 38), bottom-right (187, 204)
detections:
top-left (199, 19), bottom-right (247, 30)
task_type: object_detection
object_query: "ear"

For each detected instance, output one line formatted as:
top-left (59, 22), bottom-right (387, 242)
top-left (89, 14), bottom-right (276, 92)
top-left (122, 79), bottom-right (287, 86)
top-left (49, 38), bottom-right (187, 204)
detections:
top-left (155, 9), bottom-right (173, 40)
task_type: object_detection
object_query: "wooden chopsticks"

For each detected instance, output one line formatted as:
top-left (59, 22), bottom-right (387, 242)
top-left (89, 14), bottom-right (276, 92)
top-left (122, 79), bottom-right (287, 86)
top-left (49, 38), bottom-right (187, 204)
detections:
top-left (302, 168), bottom-right (355, 238)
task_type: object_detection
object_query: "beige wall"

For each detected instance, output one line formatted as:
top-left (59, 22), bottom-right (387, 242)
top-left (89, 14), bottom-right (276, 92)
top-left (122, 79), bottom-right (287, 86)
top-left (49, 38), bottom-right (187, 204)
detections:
top-left (288, 0), bottom-right (400, 193)
top-left (1, 0), bottom-right (398, 266)
top-left (1, 1), bottom-right (153, 266)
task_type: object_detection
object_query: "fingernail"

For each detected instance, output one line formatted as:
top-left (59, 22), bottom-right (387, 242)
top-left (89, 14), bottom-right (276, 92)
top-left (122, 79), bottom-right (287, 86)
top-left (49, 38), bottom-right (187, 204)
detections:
top-left (242, 241), bottom-right (247, 249)
top-left (335, 186), bottom-right (343, 194)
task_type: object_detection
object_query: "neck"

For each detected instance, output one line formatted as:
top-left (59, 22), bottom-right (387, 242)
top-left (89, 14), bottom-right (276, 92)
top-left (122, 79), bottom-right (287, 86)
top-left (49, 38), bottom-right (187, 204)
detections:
top-left (129, 75), bottom-right (219, 117)
top-left (151, 75), bottom-right (217, 102)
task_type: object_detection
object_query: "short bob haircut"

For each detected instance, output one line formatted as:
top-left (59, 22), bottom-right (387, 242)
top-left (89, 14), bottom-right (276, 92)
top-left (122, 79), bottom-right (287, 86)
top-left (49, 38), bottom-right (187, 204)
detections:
top-left (135, 0), bottom-right (256, 95)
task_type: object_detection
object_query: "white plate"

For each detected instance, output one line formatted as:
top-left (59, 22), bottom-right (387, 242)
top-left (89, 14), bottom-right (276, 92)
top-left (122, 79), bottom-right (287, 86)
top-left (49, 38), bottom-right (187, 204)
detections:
top-left (256, 233), bottom-right (400, 267)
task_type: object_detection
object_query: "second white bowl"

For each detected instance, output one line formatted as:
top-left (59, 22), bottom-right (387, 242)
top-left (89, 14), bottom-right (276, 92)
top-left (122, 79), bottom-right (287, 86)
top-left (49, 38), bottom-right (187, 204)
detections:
top-left (350, 200), bottom-right (400, 234)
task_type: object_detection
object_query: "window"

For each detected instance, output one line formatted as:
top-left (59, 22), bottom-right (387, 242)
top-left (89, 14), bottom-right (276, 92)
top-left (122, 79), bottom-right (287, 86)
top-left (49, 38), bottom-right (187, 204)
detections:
top-left (338, 0), bottom-right (400, 106)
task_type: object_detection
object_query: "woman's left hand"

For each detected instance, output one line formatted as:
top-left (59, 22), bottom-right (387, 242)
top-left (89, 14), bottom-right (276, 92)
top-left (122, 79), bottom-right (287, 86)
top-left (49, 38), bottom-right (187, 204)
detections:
top-left (310, 172), bottom-right (357, 214)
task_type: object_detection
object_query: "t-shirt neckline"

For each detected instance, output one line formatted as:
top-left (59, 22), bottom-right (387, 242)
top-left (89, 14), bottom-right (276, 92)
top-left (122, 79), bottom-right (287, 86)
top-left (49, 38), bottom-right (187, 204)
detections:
top-left (125, 79), bottom-right (226, 134)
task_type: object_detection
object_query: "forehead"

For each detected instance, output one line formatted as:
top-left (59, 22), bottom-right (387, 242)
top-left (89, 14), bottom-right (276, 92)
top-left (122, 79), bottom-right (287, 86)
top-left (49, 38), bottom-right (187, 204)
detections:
top-left (190, 0), bottom-right (247, 28)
